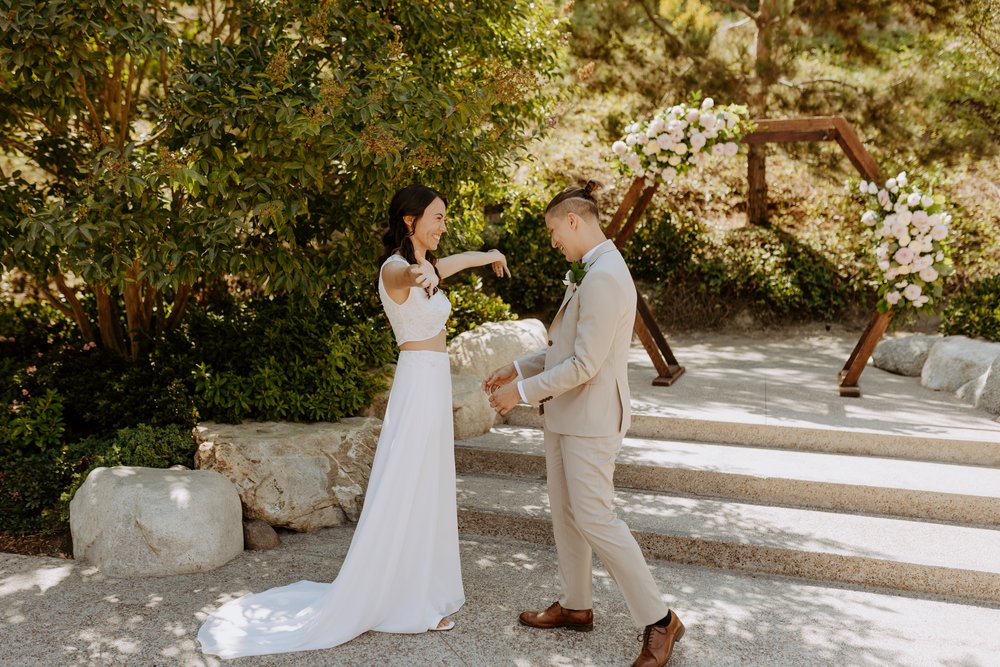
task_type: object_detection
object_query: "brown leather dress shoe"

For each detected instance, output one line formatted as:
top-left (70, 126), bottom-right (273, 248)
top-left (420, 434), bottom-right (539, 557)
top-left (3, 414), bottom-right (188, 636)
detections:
top-left (518, 601), bottom-right (594, 632)
top-left (631, 610), bottom-right (685, 667)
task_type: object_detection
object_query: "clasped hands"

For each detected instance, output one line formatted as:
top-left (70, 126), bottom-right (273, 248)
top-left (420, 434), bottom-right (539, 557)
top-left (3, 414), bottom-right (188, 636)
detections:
top-left (483, 363), bottom-right (520, 416)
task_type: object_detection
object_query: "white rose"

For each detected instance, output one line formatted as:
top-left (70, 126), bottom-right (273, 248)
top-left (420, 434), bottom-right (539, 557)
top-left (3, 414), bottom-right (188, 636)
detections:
top-left (936, 251), bottom-right (945, 261)
top-left (701, 97), bottom-right (714, 110)
top-left (918, 266), bottom-right (939, 282)
top-left (897, 171), bottom-right (908, 187)
top-left (861, 210), bottom-right (878, 226)
top-left (885, 178), bottom-right (897, 191)
top-left (906, 192), bottom-right (922, 208)
top-left (626, 134), bottom-right (638, 146)
top-left (661, 167), bottom-right (677, 182)
top-left (673, 142), bottom-right (688, 155)
top-left (878, 259), bottom-right (891, 271)
top-left (876, 242), bottom-right (890, 257)
top-left (943, 213), bottom-right (953, 224)
top-left (649, 118), bottom-right (665, 134)
top-left (895, 280), bottom-right (909, 289)
top-left (894, 247), bottom-right (914, 265)
top-left (725, 142), bottom-right (739, 156)
top-left (928, 213), bottom-right (942, 226)
top-left (668, 155), bottom-right (682, 166)
top-left (896, 209), bottom-right (912, 226)
top-left (890, 221), bottom-right (908, 239)
top-left (914, 254), bottom-right (933, 270)
top-left (656, 133), bottom-right (673, 150)
top-left (686, 109), bottom-right (701, 123)
top-left (897, 264), bottom-right (912, 275)
top-left (612, 141), bottom-right (628, 156)
top-left (860, 180), bottom-right (869, 194)
top-left (869, 182), bottom-right (879, 195)
top-left (911, 210), bottom-right (929, 228)
top-left (700, 113), bottom-right (717, 131)
top-left (921, 195), bottom-right (934, 209)
top-left (877, 189), bottom-right (890, 207)
top-left (930, 224), bottom-right (948, 241)
top-left (711, 144), bottom-right (725, 157)
top-left (704, 127), bottom-right (718, 139)
top-left (643, 141), bottom-right (660, 155)
top-left (635, 133), bottom-right (648, 145)
top-left (690, 132), bottom-right (707, 150)
top-left (625, 153), bottom-right (642, 171)
top-left (903, 283), bottom-right (923, 301)
top-left (885, 267), bottom-right (898, 280)
top-left (692, 152), bottom-right (708, 167)
top-left (885, 291), bottom-right (901, 305)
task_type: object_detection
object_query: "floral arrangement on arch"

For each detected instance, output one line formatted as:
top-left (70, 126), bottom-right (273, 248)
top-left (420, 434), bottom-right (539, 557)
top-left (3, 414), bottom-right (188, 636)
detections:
top-left (856, 171), bottom-right (954, 312)
top-left (611, 97), bottom-right (755, 183)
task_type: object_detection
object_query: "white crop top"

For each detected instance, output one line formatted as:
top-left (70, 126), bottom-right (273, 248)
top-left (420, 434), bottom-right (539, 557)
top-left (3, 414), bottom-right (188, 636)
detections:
top-left (378, 254), bottom-right (452, 345)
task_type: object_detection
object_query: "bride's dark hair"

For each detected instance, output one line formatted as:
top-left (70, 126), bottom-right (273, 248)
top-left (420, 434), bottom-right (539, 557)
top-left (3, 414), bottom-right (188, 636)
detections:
top-left (377, 184), bottom-right (447, 293)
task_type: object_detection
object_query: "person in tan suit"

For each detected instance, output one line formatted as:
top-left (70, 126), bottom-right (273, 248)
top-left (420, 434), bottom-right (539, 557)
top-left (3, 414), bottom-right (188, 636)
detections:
top-left (485, 182), bottom-right (685, 667)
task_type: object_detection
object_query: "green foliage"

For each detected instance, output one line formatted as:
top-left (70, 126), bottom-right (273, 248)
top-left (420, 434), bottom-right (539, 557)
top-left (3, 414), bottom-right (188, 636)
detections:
top-left (0, 0), bottom-right (566, 358)
top-left (446, 275), bottom-right (516, 339)
top-left (56, 424), bottom-right (198, 524)
top-left (487, 199), bottom-right (571, 320)
top-left (185, 293), bottom-right (396, 423)
top-left (0, 389), bottom-right (69, 533)
top-left (941, 275), bottom-right (1000, 342)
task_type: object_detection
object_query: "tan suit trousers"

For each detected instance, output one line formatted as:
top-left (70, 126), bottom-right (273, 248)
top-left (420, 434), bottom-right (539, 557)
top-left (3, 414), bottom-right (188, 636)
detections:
top-left (545, 430), bottom-right (669, 627)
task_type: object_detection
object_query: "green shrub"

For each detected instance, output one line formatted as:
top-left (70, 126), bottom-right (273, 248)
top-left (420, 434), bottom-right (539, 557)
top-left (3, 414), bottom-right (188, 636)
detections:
top-left (56, 424), bottom-right (199, 523)
top-left (0, 388), bottom-right (70, 533)
top-left (447, 275), bottom-right (516, 338)
top-left (941, 275), bottom-right (1000, 342)
top-left (488, 201), bottom-right (570, 320)
top-left (185, 293), bottom-right (396, 423)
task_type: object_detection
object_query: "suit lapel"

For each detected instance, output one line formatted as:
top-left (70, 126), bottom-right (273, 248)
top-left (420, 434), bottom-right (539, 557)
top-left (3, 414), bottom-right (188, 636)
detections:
top-left (550, 242), bottom-right (618, 327)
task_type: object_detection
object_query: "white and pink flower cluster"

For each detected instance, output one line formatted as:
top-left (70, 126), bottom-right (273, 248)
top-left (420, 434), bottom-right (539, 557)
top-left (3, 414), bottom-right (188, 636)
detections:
top-left (611, 98), bottom-right (752, 183)
top-left (859, 171), bottom-right (954, 311)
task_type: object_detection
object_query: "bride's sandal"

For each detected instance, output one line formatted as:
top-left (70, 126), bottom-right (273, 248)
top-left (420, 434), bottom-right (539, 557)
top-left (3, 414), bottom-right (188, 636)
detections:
top-left (431, 617), bottom-right (455, 632)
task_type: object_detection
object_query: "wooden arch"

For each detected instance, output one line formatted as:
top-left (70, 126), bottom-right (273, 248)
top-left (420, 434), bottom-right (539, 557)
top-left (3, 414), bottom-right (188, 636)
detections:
top-left (607, 116), bottom-right (891, 397)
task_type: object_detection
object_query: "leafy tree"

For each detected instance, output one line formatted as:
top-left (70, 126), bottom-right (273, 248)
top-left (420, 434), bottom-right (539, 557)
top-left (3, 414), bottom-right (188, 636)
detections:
top-left (582, 0), bottom-right (965, 224)
top-left (0, 0), bottom-right (564, 359)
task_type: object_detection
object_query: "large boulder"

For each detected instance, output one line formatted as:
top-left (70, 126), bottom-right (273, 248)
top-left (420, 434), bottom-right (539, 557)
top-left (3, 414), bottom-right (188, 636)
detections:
top-left (448, 319), bottom-right (548, 379)
top-left (922, 336), bottom-right (1000, 394)
top-left (194, 418), bottom-right (381, 532)
top-left (975, 355), bottom-right (1000, 416)
top-left (873, 335), bottom-right (940, 376)
top-left (452, 372), bottom-right (496, 440)
top-left (70, 467), bottom-right (243, 577)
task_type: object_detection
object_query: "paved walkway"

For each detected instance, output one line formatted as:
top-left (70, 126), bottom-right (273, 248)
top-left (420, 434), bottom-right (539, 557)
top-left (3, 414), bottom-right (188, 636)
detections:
top-left (2, 325), bottom-right (999, 666)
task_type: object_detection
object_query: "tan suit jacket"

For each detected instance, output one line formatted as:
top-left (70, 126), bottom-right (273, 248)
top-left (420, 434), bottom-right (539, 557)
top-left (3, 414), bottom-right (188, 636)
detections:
top-left (517, 242), bottom-right (635, 438)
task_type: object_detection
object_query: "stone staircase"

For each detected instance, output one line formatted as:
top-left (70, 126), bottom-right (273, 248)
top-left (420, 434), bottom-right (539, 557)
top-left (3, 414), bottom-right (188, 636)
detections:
top-left (455, 405), bottom-right (1000, 606)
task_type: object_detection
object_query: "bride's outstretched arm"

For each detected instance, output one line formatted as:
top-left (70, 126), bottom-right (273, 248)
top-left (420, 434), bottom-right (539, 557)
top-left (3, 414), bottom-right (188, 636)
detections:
top-left (436, 249), bottom-right (510, 280)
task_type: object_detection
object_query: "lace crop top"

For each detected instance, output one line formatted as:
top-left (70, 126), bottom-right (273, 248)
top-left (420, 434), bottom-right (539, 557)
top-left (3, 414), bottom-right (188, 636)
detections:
top-left (378, 254), bottom-right (451, 345)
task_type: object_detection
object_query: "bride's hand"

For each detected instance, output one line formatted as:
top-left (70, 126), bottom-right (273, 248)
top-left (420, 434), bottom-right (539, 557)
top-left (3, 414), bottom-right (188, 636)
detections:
top-left (489, 250), bottom-right (511, 278)
top-left (411, 259), bottom-right (439, 291)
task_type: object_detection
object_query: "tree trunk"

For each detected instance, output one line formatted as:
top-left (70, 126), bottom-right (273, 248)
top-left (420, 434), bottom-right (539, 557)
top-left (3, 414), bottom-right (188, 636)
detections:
top-left (748, 2), bottom-right (774, 227)
top-left (747, 143), bottom-right (768, 226)
top-left (95, 283), bottom-right (128, 358)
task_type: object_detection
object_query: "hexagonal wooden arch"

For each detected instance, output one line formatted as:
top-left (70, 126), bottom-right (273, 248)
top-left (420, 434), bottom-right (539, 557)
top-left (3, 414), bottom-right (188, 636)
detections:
top-left (606, 116), bottom-right (891, 397)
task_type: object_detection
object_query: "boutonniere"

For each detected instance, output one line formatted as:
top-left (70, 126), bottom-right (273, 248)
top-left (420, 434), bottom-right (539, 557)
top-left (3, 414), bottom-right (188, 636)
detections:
top-left (563, 261), bottom-right (587, 287)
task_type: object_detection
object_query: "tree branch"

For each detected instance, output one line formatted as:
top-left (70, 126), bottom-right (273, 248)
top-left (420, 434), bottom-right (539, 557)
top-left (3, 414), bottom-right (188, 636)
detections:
top-left (635, 1), bottom-right (684, 49)
top-left (715, 0), bottom-right (758, 21)
top-left (778, 77), bottom-right (863, 93)
top-left (75, 75), bottom-right (107, 145)
top-left (53, 271), bottom-right (96, 342)
top-left (968, 24), bottom-right (1000, 60)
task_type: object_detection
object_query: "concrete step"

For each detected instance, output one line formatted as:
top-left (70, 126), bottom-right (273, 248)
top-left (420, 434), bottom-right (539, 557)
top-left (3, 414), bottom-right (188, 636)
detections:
top-left (502, 404), bottom-right (1000, 467)
top-left (455, 472), bottom-right (1000, 605)
top-left (457, 425), bottom-right (1000, 528)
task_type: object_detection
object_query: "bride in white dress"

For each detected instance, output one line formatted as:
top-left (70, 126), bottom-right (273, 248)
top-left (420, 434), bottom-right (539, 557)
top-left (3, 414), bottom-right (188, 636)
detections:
top-left (198, 184), bottom-right (511, 659)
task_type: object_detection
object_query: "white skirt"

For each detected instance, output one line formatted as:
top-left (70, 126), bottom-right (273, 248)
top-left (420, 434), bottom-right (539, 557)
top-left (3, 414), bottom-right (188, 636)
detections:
top-left (198, 350), bottom-right (464, 659)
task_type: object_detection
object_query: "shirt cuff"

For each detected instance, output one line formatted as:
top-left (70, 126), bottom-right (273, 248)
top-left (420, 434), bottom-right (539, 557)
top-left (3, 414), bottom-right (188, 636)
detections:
top-left (513, 359), bottom-right (523, 379)
top-left (516, 380), bottom-right (528, 404)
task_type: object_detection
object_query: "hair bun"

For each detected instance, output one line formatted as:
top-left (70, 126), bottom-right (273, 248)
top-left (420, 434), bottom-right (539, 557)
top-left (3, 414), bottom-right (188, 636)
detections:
top-left (583, 180), bottom-right (600, 196)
